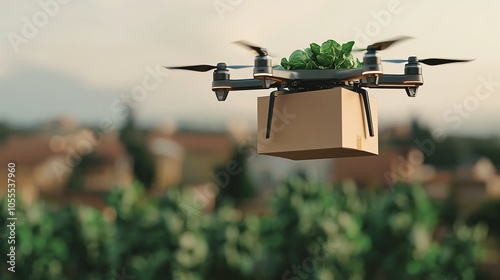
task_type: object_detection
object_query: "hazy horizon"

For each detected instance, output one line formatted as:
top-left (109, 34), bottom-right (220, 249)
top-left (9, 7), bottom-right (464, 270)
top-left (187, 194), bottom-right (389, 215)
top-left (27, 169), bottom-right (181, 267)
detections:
top-left (2, 1), bottom-right (500, 138)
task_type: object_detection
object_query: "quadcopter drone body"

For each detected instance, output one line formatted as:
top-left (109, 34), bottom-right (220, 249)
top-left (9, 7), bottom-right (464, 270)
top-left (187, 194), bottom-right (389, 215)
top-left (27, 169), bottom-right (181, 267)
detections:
top-left (167, 37), bottom-right (471, 140)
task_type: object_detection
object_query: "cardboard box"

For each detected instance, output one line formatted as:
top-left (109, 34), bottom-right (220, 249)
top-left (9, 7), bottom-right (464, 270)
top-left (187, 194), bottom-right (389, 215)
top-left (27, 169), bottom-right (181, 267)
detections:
top-left (257, 87), bottom-right (378, 160)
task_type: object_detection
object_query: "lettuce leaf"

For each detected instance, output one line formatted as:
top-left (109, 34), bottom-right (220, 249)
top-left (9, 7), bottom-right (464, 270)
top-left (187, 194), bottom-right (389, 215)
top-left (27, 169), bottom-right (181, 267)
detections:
top-left (278, 39), bottom-right (362, 70)
top-left (288, 50), bottom-right (308, 69)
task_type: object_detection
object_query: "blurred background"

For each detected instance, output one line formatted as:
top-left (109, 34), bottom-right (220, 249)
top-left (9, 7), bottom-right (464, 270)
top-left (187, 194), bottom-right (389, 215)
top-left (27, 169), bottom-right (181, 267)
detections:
top-left (1, 0), bottom-right (500, 279)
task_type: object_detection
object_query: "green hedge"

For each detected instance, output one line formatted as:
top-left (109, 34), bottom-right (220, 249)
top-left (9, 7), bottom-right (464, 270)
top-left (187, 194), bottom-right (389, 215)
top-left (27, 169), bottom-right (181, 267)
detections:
top-left (0, 177), bottom-right (489, 279)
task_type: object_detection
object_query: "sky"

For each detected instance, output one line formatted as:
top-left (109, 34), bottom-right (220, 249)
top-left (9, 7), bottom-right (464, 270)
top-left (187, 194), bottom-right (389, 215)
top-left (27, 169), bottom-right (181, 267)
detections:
top-left (1, 0), bottom-right (499, 137)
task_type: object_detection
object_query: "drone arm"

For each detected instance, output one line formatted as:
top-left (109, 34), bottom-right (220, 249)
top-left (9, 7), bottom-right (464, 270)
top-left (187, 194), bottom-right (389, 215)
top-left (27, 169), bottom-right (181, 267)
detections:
top-left (361, 74), bottom-right (423, 88)
top-left (211, 78), bottom-right (277, 101)
top-left (212, 79), bottom-right (274, 91)
top-left (335, 68), bottom-right (367, 81)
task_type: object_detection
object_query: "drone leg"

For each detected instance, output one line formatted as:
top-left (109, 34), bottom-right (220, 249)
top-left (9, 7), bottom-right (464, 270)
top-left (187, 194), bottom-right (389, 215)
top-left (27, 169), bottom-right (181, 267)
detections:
top-left (265, 91), bottom-right (277, 139)
top-left (358, 88), bottom-right (375, 137)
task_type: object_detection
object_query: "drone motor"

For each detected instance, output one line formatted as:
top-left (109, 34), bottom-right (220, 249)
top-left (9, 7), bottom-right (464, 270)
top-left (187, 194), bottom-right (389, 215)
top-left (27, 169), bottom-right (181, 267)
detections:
top-left (362, 49), bottom-right (383, 85)
top-left (402, 57), bottom-right (422, 97)
top-left (253, 52), bottom-right (273, 89)
top-left (212, 63), bottom-right (231, 101)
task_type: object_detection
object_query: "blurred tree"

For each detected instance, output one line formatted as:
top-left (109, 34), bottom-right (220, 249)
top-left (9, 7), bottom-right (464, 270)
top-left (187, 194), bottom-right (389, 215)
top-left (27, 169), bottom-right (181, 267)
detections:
top-left (119, 108), bottom-right (156, 188)
top-left (65, 154), bottom-right (96, 191)
top-left (438, 182), bottom-right (460, 226)
top-left (0, 122), bottom-right (12, 145)
top-left (410, 119), bottom-right (432, 141)
top-left (0, 199), bottom-right (111, 280)
top-left (213, 145), bottom-right (256, 209)
top-left (470, 137), bottom-right (500, 168)
top-left (407, 119), bottom-right (500, 169)
top-left (205, 207), bottom-right (262, 279)
top-left (263, 177), bottom-right (489, 280)
top-left (467, 199), bottom-right (500, 238)
top-left (263, 177), bottom-right (370, 279)
top-left (410, 119), bottom-right (460, 168)
top-left (105, 182), bottom-right (192, 279)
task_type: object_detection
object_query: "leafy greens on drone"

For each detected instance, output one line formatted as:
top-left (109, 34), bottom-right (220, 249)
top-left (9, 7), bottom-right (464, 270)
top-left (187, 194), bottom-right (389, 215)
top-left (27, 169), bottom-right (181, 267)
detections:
top-left (278, 39), bottom-right (362, 70)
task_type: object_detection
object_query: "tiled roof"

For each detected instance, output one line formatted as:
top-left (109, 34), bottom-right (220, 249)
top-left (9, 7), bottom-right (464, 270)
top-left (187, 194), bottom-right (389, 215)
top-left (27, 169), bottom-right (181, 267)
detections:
top-left (0, 134), bottom-right (56, 166)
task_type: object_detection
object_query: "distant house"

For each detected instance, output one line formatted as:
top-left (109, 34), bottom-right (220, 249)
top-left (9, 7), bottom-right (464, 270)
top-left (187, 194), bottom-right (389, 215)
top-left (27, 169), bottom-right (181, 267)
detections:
top-left (406, 156), bottom-right (500, 207)
top-left (423, 170), bottom-right (453, 200)
top-left (0, 133), bottom-right (64, 204)
top-left (147, 136), bottom-right (184, 191)
top-left (147, 128), bottom-right (235, 189)
top-left (443, 157), bottom-right (500, 212)
top-left (0, 129), bottom-right (133, 206)
top-left (77, 138), bottom-right (133, 192)
top-left (333, 147), bottom-right (433, 189)
top-left (44, 133), bottom-right (133, 210)
top-left (473, 157), bottom-right (500, 198)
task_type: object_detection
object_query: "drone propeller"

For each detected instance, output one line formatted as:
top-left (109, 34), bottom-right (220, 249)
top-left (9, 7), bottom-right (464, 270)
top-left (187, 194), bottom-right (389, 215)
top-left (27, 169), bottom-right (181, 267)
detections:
top-left (233, 40), bottom-right (269, 56)
top-left (383, 58), bottom-right (474, 66)
top-left (353, 36), bottom-right (413, 52)
top-left (165, 64), bottom-right (252, 72)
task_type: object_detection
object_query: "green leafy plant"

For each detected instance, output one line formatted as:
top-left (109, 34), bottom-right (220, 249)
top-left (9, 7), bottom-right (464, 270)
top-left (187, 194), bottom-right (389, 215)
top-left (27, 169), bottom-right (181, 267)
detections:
top-left (279, 39), bottom-right (362, 70)
top-left (0, 178), bottom-right (491, 279)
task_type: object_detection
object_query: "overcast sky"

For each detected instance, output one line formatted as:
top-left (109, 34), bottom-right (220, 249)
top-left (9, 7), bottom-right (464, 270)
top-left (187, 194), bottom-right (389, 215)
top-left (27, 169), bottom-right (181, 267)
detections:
top-left (1, 0), bottom-right (499, 136)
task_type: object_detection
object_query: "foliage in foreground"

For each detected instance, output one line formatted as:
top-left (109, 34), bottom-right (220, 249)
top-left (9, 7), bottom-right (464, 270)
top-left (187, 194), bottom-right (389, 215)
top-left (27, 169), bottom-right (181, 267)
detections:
top-left (0, 178), bottom-right (489, 279)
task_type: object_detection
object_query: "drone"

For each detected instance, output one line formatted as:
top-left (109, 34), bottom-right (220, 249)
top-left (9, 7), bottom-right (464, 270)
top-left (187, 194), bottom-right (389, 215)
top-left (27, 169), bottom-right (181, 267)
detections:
top-left (166, 36), bottom-right (472, 139)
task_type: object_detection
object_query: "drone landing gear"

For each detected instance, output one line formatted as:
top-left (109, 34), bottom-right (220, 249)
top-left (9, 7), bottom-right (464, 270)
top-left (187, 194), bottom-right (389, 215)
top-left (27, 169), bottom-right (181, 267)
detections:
top-left (405, 86), bottom-right (418, 97)
top-left (265, 89), bottom-right (296, 139)
top-left (354, 86), bottom-right (375, 137)
top-left (265, 90), bottom-right (279, 139)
